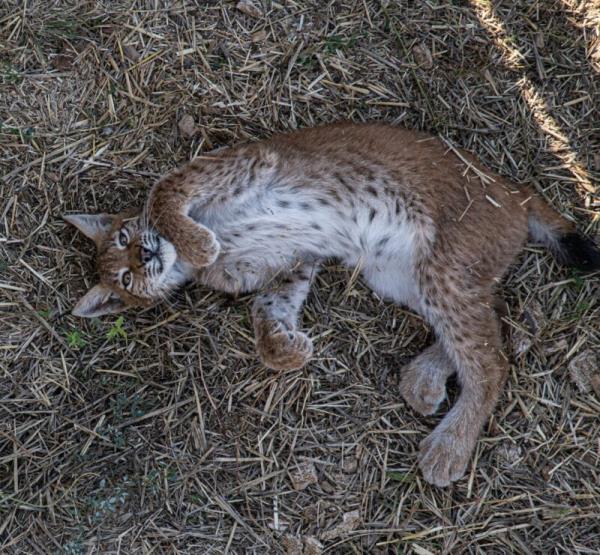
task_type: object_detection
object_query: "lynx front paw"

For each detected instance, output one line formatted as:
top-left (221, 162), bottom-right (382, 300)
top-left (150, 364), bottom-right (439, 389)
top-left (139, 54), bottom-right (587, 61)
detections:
top-left (178, 228), bottom-right (220, 268)
top-left (418, 428), bottom-right (472, 487)
top-left (257, 330), bottom-right (313, 371)
top-left (400, 358), bottom-right (447, 416)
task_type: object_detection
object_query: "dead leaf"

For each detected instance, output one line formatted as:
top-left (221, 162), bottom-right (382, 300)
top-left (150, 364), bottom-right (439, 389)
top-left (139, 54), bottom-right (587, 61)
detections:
top-left (236, 0), bottom-right (262, 18)
top-left (290, 461), bottom-right (318, 491)
top-left (321, 510), bottom-right (360, 541)
top-left (513, 301), bottom-right (548, 356)
top-left (497, 442), bottom-right (523, 466)
top-left (303, 536), bottom-right (323, 555)
top-left (342, 457), bottom-right (357, 474)
top-left (282, 535), bottom-right (303, 555)
top-left (522, 301), bottom-right (545, 335)
top-left (51, 54), bottom-right (74, 71)
top-left (568, 350), bottom-right (598, 394)
top-left (412, 43), bottom-right (433, 69)
top-left (513, 328), bottom-right (533, 356)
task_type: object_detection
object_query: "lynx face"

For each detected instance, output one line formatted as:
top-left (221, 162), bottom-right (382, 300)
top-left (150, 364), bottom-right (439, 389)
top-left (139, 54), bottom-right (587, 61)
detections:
top-left (64, 211), bottom-right (187, 317)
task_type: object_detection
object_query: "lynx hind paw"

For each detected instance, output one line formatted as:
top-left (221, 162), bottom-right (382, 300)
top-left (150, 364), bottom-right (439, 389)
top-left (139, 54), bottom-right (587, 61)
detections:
top-left (179, 227), bottom-right (220, 268)
top-left (258, 329), bottom-right (313, 371)
top-left (419, 428), bottom-right (472, 487)
top-left (400, 358), bottom-right (447, 416)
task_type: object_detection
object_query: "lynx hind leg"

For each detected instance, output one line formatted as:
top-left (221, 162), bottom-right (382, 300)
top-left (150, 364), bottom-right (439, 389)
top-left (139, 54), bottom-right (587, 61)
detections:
top-left (252, 263), bottom-right (319, 371)
top-left (255, 322), bottom-right (313, 371)
top-left (418, 291), bottom-right (508, 487)
top-left (400, 342), bottom-right (454, 416)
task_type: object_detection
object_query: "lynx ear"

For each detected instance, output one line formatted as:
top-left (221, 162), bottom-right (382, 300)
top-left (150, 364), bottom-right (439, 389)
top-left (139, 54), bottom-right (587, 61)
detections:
top-left (63, 213), bottom-right (114, 244)
top-left (72, 284), bottom-right (126, 318)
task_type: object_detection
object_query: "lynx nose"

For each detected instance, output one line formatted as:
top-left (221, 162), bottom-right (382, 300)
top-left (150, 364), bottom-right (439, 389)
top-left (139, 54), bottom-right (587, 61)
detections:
top-left (140, 246), bottom-right (155, 264)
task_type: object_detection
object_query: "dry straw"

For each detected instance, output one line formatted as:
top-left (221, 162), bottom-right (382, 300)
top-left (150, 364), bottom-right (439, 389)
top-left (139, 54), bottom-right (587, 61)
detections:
top-left (0, 1), bottom-right (599, 553)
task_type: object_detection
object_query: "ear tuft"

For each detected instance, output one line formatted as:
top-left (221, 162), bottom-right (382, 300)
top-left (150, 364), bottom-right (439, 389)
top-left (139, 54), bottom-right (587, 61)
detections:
top-left (72, 284), bottom-right (126, 318)
top-left (63, 213), bottom-right (114, 243)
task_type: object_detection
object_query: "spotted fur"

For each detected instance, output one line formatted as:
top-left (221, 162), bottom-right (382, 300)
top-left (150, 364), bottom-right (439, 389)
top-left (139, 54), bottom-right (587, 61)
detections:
top-left (66, 122), bottom-right (600, 487)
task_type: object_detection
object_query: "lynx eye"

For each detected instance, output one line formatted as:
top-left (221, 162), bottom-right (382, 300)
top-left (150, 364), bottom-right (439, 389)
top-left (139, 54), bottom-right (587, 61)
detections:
top-left (121, 270), bottom-right (132, 288)
top-left (118, 230), bottom-right (129, 247)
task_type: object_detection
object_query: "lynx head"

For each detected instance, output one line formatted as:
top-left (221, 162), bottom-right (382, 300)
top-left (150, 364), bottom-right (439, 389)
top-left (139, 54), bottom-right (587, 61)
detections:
top-left (64, 210), bottom-right (189, 317)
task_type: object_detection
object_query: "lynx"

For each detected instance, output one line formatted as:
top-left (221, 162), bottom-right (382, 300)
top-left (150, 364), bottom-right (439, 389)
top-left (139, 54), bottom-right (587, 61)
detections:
top-left (65, 123), bottom-right (600, 487)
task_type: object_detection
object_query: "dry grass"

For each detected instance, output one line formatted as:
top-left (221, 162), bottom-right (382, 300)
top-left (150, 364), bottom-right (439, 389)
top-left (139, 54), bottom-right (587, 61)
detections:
top-left (1, 1), bottom-right (600, 553)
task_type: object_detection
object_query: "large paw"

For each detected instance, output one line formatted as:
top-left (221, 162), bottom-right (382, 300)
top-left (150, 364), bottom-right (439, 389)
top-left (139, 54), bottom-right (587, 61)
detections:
top-left (257, 330), bottom-right (313, 371)
top-left (418, 428), bottom-right (472, 487)
top-left (400, 356), bottom-right (448, 416)
top-left (177, 226), bottom-right (220, 268)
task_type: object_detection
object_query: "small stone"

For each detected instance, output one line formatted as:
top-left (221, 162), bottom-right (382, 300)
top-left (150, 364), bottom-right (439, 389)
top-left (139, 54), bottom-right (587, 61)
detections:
top-left (123, 44), bottom-right (141, 61)
top-left (412, 43), bottom-right (433, 69)
top-left (251, 29), bottom-right (268, 42)
top-left (290, 461), bottom-right (318, 491)
top-left (236, 0), bottom-right (262, 18)
top-left (178, 114), bottom-right (197, 139)
top-left (535, 32), bottom-right (545, 50)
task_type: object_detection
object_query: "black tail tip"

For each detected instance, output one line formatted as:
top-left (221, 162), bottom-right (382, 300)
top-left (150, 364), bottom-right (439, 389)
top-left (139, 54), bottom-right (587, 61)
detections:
top-left (556, 233), bottom-right (600, 272)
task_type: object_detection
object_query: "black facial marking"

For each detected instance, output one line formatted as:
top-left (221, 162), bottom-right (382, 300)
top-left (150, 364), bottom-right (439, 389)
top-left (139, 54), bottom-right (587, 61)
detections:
top-left (277, 200), bottom-right (290, 208)
top-left (369, 208), bottom-right (376, 222)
